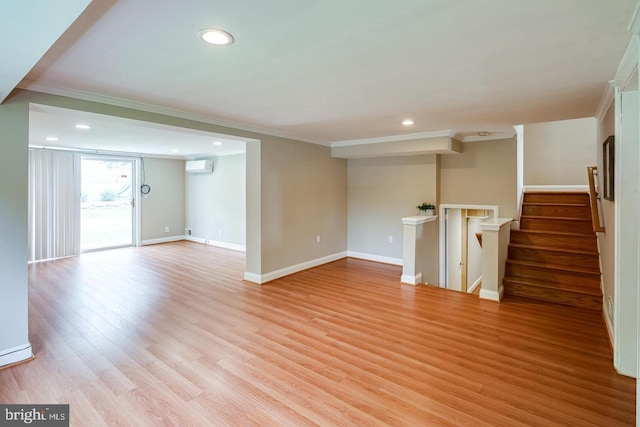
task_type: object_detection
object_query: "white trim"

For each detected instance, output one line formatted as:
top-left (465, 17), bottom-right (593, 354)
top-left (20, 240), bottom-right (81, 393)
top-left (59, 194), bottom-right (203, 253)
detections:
top-left (185, 236), bottom-right (207, 244)
top-left (141, 236), bottom-right (185, 245)
top-left (243, 272), bottom-right (262, 283)
top-left (17, 82), bottom-right (317, 145)
top-left (0, 343), bottom-right (33, 368)
top-left (603, 298), bottom-right (614, 350)
top-left (28, 254), bottom-right (77, 264)
top-left (467, 276), bottom-right (482, 294)
top-left (523, 185), bottom-right (589, 192)
top-left (401, 273), bottom-right (423, 286)
top-left (439, 204), bottom-right (500, 288)
top-left (347, 251), bottom-right (403, 266)
top-left (628, 2), bottom-right (640, 34)
top-left (402, 215), bottom-right (438, 226)
top-left (613, 37), bottom-right (639, 91)
top-left (242, 251), bottom-right (348, 285)
top-left (480, 218), bottom-right (513, 232)
top-left (331, 130), bottom-right (458, 147)
top-left (460, 131), bottom-right (516, 143)
top-left (184, 236), bottom-right (246, 252)
top-left (595, 81), bottom-right (616, 120)
top-left (479, 286), bottom-right (503, 302)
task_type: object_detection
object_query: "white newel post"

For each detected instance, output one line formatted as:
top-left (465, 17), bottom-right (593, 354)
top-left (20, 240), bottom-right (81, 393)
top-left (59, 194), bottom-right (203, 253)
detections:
top-left (479, 218), bottom-right (513, 301)
top-left (401, 215), bottom-right (438, 285)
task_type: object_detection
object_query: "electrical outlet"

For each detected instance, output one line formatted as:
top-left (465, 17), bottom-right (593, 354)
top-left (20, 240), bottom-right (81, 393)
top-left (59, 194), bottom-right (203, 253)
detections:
top-left (165, 226), bottom-right (170, 233)
top-left (219, 229), bottom-right (223, 237)
top-left (388, 235), bottom-right (393, 243)
top-left (316, 235), bottom-right (321, 243)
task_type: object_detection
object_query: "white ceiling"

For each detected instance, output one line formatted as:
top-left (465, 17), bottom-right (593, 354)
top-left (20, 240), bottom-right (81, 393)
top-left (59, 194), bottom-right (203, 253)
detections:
top-left (5, 0), bottom-right (639, 152)
top-left (29, 104), bottom-right (247, 158)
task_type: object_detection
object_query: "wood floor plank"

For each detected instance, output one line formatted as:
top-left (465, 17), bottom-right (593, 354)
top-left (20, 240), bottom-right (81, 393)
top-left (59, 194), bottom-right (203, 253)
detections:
top-left (4, 241), bottom-right (634, 426)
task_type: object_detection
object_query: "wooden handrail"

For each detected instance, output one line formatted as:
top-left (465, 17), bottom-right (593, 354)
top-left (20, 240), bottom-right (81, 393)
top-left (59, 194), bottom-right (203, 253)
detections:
top-left (587, 166), bottom-right (605, 232)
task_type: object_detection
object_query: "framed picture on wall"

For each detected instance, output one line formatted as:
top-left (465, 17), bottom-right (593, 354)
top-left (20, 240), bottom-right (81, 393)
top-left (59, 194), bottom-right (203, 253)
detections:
top-left (602, 135), bottom-right (614, 201)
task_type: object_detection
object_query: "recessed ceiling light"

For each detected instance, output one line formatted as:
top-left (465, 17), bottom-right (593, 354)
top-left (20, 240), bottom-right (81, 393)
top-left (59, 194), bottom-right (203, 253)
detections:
top-left (75, 124), bottom-right (90, 130)
top-left (45, 137), bottom-right (58, 142)
top-left (199, 29), bottom-right (234, 46)
top-left (213, 141), bottom-right (223, 146)
top-left (402, 119), bottom-right (414, 126)
top-left (171, 148), bottom-right (180, 153)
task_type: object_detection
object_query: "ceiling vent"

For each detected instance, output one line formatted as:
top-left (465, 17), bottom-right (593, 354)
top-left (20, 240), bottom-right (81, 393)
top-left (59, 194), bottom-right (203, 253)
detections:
top-left (186, 159), bottom-right (213, 174)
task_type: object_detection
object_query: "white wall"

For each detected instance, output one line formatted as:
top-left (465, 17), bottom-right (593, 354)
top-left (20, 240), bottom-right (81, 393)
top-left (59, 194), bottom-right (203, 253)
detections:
top-left (446, 209), bottom-right (462, 291)
top-left (140, 157), bottom-right (185, 242)
top-left (523, 117), bottom-right (597, 186)
top-left (185, 154), bottom-right (246, 248)
top-left (614, 90), bottom-right (639, 377)
top-left (467, 217), bottom-right (483, 292)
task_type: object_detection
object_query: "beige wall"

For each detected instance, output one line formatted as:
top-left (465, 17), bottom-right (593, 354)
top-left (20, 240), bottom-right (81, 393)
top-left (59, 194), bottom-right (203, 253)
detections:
top-left (245, 141), bottom-right (261, 274)
top-left (524, 117), bottom-right (597, 186)
top-left (347, 155), bottom-right (439, 261)
top-left (185, 153), bottom-right (246, 246)
top-left (140, 157), bottom-right (185, 242)
top-left (0, 99), bottom-right (30, 356)
top-left (6, 89), bottom-right (347, 284)
top-left (440, 137), bottom-right (518, 219)
top-left (259, 137), bottom-right (348, 273)
top-left (597, 104), bottom-right (616, 328)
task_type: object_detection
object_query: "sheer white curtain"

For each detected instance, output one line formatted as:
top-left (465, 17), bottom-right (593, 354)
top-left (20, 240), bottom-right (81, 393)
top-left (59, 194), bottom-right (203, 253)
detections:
top-left (28, 149), bottom-right (81, 262)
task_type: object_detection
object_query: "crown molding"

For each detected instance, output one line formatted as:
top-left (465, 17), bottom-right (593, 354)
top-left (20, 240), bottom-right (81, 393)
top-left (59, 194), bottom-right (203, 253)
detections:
top-left (331, 130), bottom-right (458, 148)
top-left (17, 80), bottom-right (329, 146)
top-left (613, 36), bottom-right (639, 91)
top-left (461, 131), bottom-right (516, 142)
top-left (628, 2), bottom-right (640, 34)
top-left (595, 81), bottom-right (615, 120)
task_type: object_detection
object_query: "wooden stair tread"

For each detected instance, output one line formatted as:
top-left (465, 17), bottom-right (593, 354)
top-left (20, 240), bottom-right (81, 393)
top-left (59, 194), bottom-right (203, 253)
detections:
top-left (508, 243), bottom-right (598, 256)
top-left (511, 229), bottom-right (596, 238)
top-left (522, 202), bottom-right (589, 207)
top-left (520, 215), bottom-right (591, 222)
top-left (506, 259), bottom-right (601, 275)
top-left (524, 190), bottom-right (589, 196)
top-left (510, 191), bottom-right (601, 310)
top-left (503, 276), bottom-right (602, 296)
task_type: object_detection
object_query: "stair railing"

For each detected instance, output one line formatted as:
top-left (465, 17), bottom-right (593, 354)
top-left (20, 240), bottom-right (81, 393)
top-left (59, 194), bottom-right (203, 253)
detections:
top-left (587, 166), bottom-right (605, 232)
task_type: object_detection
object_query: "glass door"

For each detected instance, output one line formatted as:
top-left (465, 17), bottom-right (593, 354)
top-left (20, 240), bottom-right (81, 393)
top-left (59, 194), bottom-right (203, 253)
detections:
top-left (80, 157), bottom-right (136, 251)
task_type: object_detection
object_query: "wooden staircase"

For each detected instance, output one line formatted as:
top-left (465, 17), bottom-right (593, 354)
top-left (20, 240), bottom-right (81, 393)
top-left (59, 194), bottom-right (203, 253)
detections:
top-left (503, 191), bottom-right (602, 310)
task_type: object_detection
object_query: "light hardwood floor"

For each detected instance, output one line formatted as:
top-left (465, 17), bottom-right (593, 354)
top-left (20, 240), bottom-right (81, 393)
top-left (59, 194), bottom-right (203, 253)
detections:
top-left (2, 241), bottom-right (635, 426)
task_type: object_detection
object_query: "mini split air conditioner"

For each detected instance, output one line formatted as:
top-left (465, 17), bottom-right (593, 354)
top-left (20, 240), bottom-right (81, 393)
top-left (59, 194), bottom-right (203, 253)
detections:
top-left (186, 160), bottom-right (214, 174)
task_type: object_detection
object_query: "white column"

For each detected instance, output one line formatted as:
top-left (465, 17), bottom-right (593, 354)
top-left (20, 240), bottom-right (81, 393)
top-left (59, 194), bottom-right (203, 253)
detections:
top-left (401, 215), bottom-right (437, 285)
top-left (479, 218), bottom-right (512, 302)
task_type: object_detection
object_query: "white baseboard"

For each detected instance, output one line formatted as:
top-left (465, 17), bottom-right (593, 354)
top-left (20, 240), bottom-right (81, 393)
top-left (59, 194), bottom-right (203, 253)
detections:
top-left (184, 236), bottom-right (246, 252)
top-left (243, 272), bottom-right (262, 283)
top-left (479, 285), bottom-right (504, 302)
top-left (524, 185), bottom-right (589, 192)
top-left (141, 236), bottom-right (185, 245)
top-left (401, 273), bottom-right (422, 285)
top-left (467, 276), bottom-right (482, 294)
top-left (347, 251), bottom-right (403, 266)
top-left (603, 300), bottom-right (614, 348)
top-left (0, 343), bottom-right (33, 368)
top-left (244, 251), bottom-right (348, 285)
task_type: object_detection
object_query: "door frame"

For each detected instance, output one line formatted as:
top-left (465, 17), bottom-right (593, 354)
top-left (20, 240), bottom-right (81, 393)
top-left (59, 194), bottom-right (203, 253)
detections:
top-left (439, 204), bottom-right (499, 289)
top-left (80, 154), bottom-right (140, 251)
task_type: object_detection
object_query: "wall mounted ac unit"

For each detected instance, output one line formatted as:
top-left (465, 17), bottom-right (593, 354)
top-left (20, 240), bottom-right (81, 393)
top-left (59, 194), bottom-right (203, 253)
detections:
top-left (186, 159), bottom-right (213, 174)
